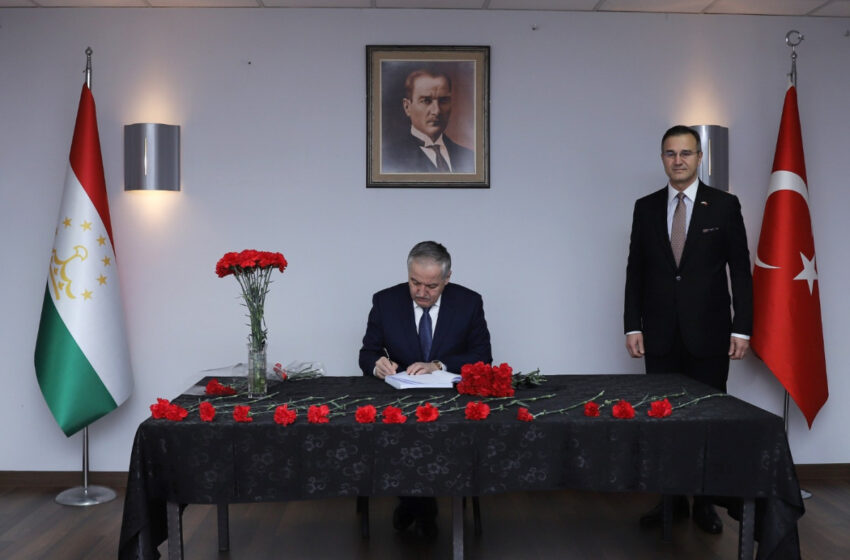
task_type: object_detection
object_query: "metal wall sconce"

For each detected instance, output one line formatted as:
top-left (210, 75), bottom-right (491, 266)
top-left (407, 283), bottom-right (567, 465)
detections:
top-left (124, 123), bottom-right (180, 191)
top-left (691, 124), bottom-right (728, 191)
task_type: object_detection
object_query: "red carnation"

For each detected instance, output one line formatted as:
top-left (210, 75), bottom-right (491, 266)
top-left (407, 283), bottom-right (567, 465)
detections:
top-left (457, 361), bottom-right (515, 397)
top-left (382, 406), bottom-right (407, 424)
top-left (584, 402), bottom-right (600, 417)
top-left (648, 398), bottom-right (673, 418)
top-left (517, 407), bottom-right (534, 422)
top-left (491, 362), bottom-right (515, 397)
top-left (233, 405), bottom-right (253, 423)
top-left (465, 401), bottom-right (490, 421)
top-left (274, 404), bottom-right (297, 425)
top-left (150, 398), bottom-right (171, 419)
top-left (416, 403), bottom-right (440, 423)
top-left (355, 405), bottom-right (378, 424)
top-left (165, 403), bottom-right (188, 421)
top-left (205, 378), bottom-right (236, 396)
top-left (215, 252), bottom-right (238, 277)
top-left (273, 363), bottom-right (288, 381)
top-left (308, 404), bottom-right (330, 424)
top-left (199, 401), bottom-right (216, 422)
top-left (612, 399), bottom-right (635, 419)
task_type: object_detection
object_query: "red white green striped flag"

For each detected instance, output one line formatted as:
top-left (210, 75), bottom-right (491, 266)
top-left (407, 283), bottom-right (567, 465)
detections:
top-left (34, 84), bottom-right (133, 437)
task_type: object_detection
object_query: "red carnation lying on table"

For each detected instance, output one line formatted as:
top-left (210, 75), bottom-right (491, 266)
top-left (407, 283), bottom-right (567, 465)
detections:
top-left (205, 378), bottom-right (237, 396)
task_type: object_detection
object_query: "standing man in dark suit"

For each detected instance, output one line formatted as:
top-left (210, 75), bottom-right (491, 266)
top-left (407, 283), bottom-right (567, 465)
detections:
top-left (382, 70), bottom-right (475, 174)
top-left (624, 125), bottom-right (753, 534)
top-left (359, 240), bottom-right (492, 536)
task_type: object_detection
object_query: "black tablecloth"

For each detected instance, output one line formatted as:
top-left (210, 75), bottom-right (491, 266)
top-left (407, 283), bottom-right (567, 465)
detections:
top-left (119, 374), bottom-right (803, 559)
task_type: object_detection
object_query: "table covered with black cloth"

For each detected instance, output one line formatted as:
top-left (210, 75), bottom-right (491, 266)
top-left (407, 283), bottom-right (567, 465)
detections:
top-left (119, 374), bottom-right (803, 559)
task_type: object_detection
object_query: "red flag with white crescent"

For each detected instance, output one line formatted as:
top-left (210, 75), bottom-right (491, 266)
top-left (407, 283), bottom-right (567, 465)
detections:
top-left (752, 85), bottom-right (828, 428)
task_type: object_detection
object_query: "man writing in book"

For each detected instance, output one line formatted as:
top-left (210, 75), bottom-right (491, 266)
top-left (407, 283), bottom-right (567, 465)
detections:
top-left (358, 240), bottom-right (492, 536)
top-left (359, 240), bottom-right (492, 378)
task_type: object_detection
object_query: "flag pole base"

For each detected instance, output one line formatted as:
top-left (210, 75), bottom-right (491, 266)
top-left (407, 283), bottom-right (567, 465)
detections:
top-left (55, 485), bottom-right (116, 507)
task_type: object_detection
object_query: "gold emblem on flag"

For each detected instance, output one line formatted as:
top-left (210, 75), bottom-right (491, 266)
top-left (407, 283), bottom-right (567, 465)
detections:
top-left (49, 245), bottom-right (88, 300)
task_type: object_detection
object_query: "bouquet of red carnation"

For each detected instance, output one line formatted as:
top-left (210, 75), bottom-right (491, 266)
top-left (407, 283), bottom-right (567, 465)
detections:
top-left (216, 250), bottom-right (287, 351)
top-left (457, 361), bottom-right (515, 397)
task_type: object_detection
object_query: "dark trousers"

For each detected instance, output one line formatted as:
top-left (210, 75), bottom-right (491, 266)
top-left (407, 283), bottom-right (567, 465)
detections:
top-left (398, 496), bottom-right (437, 519)
top-left (644, 325), bottom-right (730, 392)
top-left (645, 325), bottom-right (727, 511)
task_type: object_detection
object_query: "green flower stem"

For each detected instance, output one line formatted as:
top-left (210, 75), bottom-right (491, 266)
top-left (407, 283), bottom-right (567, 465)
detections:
top-left (398, 393), bottom-right (462, 416)
top-left (534, 390), bottom-right (605, 417)
top-left (631, 390), bottom-right (688, 409)
top-left (232, 266), bottom-right (274, 350)
top-left (184, 392), bottom-right (277, 414)
top-left (672, 393), bottom-right (728, 409)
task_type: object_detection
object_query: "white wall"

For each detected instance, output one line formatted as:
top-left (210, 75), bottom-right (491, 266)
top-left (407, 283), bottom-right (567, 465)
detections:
top-left (1, 8), bottom-right (848, 471)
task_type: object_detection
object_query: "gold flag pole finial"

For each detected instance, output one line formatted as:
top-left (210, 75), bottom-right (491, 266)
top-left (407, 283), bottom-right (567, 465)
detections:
top-left (84, 47), bottom-right (93, 89)
top-left (785, 30), bottom-right (803, 88)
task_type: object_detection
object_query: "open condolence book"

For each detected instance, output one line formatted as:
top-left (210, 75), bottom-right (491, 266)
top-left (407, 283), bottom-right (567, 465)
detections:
top-left (384, 370), bottom-right (461, 390)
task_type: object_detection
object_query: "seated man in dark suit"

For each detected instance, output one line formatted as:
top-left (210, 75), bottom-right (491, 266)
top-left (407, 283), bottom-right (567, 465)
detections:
top-left (359, 240), bottom-right (492, 536)
top-left (382, 69), bottom-right (475, 174)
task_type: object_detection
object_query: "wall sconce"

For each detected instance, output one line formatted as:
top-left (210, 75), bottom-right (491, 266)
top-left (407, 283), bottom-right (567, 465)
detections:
top-left (691, 124), bottom-right (728, 191)
top-left (124, 123), bottom-right (180, 191)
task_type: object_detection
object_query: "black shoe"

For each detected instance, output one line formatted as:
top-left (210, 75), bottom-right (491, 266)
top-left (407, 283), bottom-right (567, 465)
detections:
top-left (692, 500), bottom-right (723, 534)
top-left (639, 495), bottom-right (690, 529)
top-left (393, 504), bottom-right (415, 532)
top-left (415, 515), bottom-right (439, 539)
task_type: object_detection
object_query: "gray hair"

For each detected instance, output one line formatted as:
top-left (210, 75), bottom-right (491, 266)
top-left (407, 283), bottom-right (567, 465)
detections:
top-left (407, 241), bottom-right (451, 278)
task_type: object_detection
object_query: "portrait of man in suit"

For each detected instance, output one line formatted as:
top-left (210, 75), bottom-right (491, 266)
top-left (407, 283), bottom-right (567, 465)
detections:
top-left (381, 69), bottom-right (475, 174)
top-left (367, 46), bottom-right (489, 188)
top-left (358, 240), bottom-right (492, 537)
top-left (623, 125), bottom-right (754, 534)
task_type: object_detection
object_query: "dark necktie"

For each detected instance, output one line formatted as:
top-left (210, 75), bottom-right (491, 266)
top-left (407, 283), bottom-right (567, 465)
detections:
top-left (671, 192), bottom-right (686, 266)
top-left (427, 145), bottom-right (451, 172)
top-left (419, 307), bottom-right (432, 361)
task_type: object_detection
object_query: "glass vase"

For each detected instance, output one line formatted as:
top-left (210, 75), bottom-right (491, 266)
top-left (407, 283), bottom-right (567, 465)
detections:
top-left (247, 342), bottom-right (267, 398)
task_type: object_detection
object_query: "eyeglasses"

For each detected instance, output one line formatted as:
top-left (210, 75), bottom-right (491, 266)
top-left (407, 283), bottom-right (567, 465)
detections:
top-left (662, 150), bottom-right (701, 159)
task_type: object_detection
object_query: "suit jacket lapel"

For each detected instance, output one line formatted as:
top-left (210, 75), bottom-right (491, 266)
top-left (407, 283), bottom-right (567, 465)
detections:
top-left (401, 292), bottom-right (423, 361)
top-left (430, 287), bottom-right (454, 359)
top-left (651, 188), bottom-right (678, 270)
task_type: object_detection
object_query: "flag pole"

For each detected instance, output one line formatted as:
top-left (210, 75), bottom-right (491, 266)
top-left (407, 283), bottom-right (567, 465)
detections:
top-left (55, 47), bottom-right (117, 508)
top-left (779, 29), bottom-right (812, 501)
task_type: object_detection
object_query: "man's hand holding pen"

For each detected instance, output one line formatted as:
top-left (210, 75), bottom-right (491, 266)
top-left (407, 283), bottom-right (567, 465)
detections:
top-left (374, 356), bottom-right (398, 379)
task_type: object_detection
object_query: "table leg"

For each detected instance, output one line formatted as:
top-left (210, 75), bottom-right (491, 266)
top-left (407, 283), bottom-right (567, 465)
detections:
top-left (661, 495), bottom-right (672, 543)
top-left (738, 499), bottom-right (755, 560)
top-left (472, 496), bottom-right (482, 536)
top-left (356, 496), bottom-right (370, 539)
top-left (166, 501), bottom-right (183, 560)
top-left (217, 503), bottom-right (229, 551)
top-left (452, 496), bottom-right (464, 560)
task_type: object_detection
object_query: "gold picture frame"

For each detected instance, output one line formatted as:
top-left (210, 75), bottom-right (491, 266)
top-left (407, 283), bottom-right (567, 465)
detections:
top-left (367, 45), bottom-right (490, 188)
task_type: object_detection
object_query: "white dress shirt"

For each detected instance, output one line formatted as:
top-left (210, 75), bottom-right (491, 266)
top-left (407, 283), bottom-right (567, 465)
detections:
top-left (414, 295), bottom-right (441, 337)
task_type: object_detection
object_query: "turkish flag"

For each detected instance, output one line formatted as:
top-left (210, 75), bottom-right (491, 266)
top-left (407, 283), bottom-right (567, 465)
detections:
top-left (752, 85), bottom-right (828, 428)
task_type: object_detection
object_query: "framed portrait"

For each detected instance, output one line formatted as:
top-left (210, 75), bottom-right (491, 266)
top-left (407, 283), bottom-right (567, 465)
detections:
top-left (367, 45), bottom-right (490, 188)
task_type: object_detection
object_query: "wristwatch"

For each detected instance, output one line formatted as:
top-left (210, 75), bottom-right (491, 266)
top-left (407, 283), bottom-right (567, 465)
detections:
top-left (431, 360), bottom-right (444, 371)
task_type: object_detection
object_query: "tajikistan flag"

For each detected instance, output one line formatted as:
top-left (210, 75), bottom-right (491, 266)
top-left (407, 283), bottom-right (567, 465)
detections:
top-left (35, 84), bottom-right (133, 437)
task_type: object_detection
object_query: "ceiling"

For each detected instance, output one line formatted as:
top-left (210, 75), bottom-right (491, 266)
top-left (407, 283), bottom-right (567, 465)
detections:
top-left (2, 0), bottom-right (849, 18)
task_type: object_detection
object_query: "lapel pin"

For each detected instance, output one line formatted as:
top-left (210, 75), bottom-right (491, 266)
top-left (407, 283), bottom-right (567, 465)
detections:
top-left (700, 200), bottom-right (709, 206)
